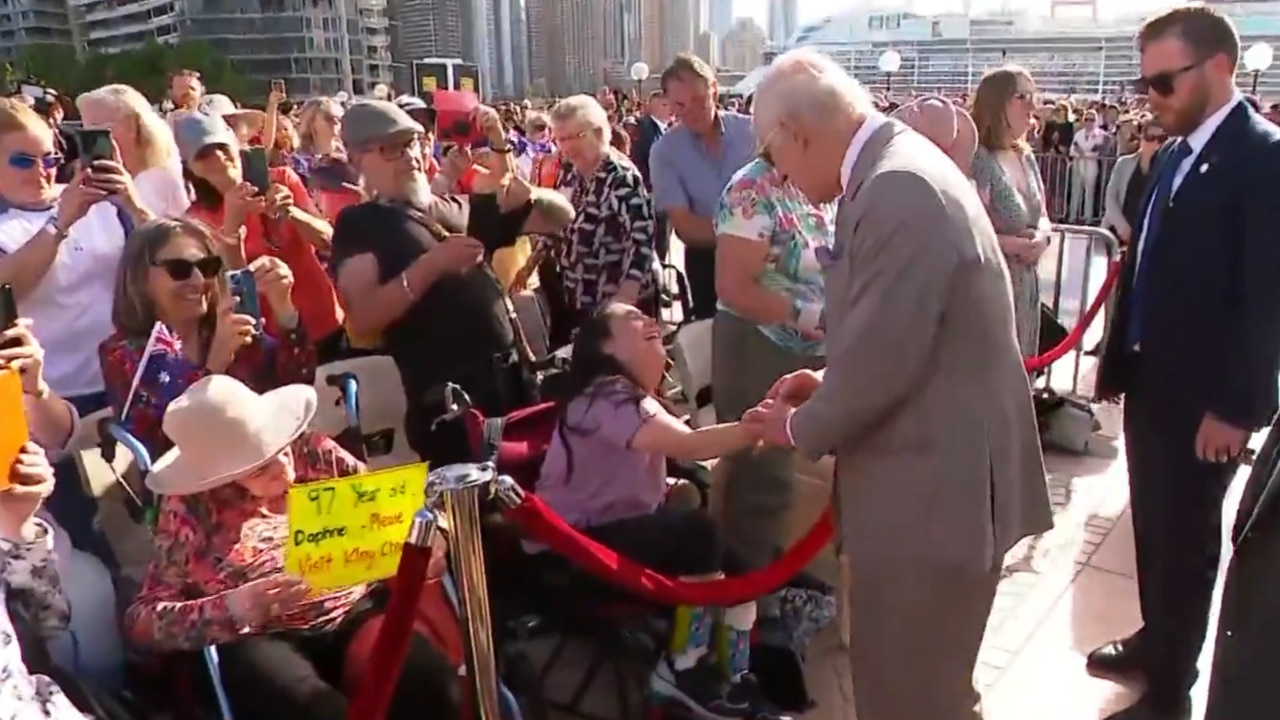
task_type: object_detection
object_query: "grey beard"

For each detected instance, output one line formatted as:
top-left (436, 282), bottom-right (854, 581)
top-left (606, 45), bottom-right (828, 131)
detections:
top-left (406, 174), bottom-right (433, 206)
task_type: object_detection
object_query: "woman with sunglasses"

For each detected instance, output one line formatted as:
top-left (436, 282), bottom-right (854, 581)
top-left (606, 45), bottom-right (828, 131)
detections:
top-left (0, 96), bottom-right (152, 568)
top-left (98, 217), bottom-right (316, 458)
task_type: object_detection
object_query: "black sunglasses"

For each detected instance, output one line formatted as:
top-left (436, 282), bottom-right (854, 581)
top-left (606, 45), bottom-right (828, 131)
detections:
top-left (1133, 62), bottom-right (1201, 97)
top-left (152, 256), bottom-right (224, 281)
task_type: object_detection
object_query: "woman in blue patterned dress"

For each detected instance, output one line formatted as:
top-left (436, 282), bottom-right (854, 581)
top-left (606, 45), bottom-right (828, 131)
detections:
top-left (970, 65), bottom-right (1052, 357)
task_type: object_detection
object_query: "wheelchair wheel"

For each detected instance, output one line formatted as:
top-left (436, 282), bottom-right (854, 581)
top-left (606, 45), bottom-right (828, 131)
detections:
top-left (501, 648), bottom-right (547, 720)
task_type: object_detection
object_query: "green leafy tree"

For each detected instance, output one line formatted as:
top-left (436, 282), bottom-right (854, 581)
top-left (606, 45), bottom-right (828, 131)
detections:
top-left (16, 40), bottom-right (248, 102)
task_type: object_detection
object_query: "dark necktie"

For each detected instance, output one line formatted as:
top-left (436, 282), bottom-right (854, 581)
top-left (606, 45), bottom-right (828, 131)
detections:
top-left (1126, 139), bottom-right (1193, 349)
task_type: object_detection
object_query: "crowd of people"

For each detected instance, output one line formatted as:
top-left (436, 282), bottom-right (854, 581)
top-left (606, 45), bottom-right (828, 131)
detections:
top-left (2, 4), bottom-right (1279, 720)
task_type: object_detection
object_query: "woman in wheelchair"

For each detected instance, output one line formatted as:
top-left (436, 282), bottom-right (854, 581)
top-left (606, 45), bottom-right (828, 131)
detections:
top-left (99, 218), bottom-right (317, 457)
top-left (123, 376), bottom-right (459, 720)
top-left (537, 303), bottom-right (779, 720)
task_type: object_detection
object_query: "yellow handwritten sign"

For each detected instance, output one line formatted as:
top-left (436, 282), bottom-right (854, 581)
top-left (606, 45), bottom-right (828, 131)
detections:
top-left (285, 462), bottom-right (427, 590)
top-left (420, 76), bottom-right (438, 92)
top-left (459, 77), bottom-right (475, 92)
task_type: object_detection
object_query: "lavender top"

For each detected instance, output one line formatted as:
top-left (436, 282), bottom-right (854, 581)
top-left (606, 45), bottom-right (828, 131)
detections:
top-left (536, 378), bottom-right (667, 529)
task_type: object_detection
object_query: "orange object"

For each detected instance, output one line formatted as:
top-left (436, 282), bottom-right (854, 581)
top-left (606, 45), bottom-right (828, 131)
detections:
top-left (0, 368), bottom-right (29, 490)
top-left (531, 151), bottom-right (563, 188)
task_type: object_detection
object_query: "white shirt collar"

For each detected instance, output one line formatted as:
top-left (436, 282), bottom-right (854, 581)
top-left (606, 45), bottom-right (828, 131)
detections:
top-left (840, 112), bottom-right (888, 194)
top-left (1185, 93), bottom-right (1242, 155)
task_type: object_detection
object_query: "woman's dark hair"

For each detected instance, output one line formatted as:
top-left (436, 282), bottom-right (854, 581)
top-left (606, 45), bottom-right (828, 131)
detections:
top-left (111, 217), bottom-right (224, 348)
top-left (184, 163), bottom-right (224, 210)
top-left (554, 307), bottom-right (645, 483)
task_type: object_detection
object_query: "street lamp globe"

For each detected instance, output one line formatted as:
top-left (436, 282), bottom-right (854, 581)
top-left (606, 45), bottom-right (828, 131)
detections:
top-left (877, 49), bottom-right (903, 74)
top-left (630, 61), bottom-right (650, 83)
top-left (372, 82), bottom-right (390, 100)
top-left (1245, 42), bottom-right (1274, 73)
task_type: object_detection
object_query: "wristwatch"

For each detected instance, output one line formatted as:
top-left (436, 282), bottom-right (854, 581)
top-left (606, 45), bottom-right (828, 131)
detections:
top-left (42, 216), bottom-right (68, 242)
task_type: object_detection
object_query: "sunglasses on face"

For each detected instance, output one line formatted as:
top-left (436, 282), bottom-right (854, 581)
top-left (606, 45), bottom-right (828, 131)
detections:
top-left (1133, 62), bottom-right (1200, 97)
top-left (152, 255), bottom-right (224, 281)
top-left (8, 152), bottom-right (62, 170)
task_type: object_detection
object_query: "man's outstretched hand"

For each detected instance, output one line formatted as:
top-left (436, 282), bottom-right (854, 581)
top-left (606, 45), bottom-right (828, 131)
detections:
top-left (742, 399), bottom-right (796, 449)
top-left (765, 368), bottom-right (824, 405)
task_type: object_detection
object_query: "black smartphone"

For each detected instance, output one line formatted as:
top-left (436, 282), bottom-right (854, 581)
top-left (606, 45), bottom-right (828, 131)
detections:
top-left (242, 147), bottom-right (271, 195)
top-left (224, 269), bottom-right (262, 325)
top-left (76, 128), bottom-right (114, 164)
top-left (0, 284), bottom-right (18, 350)
top-left (271, 78), bottom-right (286, 95)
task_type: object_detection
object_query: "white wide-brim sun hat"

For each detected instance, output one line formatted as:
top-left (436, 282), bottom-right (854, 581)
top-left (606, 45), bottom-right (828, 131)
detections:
top-left (145, 375), bottom-right (319, 497)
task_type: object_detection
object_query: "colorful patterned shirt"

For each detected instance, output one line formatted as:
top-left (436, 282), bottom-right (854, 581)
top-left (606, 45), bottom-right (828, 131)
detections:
top-left (123, 432), bottom-right (368, 652)
top-left (714, 158), bottom-right (836, 355)
top-left (1, 520), bottom-right (85, 720)
top-left (98, 326), bottom-right (317, 460)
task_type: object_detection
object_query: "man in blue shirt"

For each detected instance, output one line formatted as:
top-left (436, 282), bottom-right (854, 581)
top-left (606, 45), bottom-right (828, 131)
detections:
top-left (650, 54), bottom-right (756, 320)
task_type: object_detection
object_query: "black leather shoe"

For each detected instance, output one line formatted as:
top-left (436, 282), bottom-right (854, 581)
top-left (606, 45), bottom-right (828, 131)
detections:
top-left (1086, 632), bottom-right (1145, 679)
top-left (1103, 695), bottom-right (1190, 720)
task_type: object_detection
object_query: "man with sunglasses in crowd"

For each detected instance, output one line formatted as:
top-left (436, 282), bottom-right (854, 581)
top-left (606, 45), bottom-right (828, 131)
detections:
top-left (1091, 7), bottom-right (1280, 720)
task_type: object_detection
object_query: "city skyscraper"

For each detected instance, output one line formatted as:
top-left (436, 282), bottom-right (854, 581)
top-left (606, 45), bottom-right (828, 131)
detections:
top-left (530, 0), bottom-right (605, 95)
top-left (483, 0), bottom-right (529, 97)
top-left (721, 16), bottom-right (766, 71)
top-left (707, 0), bottom-right (732, 39)
top-left (767, 0), bottom-right (797, 45)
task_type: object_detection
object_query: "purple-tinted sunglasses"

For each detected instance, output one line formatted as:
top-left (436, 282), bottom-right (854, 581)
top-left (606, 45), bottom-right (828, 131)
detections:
top-left (8, 152), bottom-right (62, 171)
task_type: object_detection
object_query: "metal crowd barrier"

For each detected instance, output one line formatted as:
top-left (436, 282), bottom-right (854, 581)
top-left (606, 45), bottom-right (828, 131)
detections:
top-left (1039, 223), bottom-right (1121, 398)
top-left (1035, 154), bottom-right (1120, 227)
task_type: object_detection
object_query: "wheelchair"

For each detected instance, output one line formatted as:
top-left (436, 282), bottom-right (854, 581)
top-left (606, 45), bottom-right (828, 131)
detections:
top-left (84, 361), bottom-right (528, 720)
top-left (447, 391), bottom-right (815, 720)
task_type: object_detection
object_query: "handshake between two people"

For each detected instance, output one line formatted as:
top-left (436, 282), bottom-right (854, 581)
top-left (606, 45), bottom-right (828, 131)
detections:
top-left (738, 368), bottom-right (825, 450)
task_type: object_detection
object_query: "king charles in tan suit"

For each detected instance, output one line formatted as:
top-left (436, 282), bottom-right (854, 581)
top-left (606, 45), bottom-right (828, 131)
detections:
top-left (746, 51), bottom-right (1052, 719)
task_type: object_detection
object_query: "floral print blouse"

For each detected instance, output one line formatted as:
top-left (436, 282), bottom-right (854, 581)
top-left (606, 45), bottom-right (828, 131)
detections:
top-left (124, 432), bottom-right (368, 652)
top-left (550, 155), bottom-right (657, 313)
top-left (99, 326), bottom-right (316, 460)
top-left (714, 158), bottom-right (836, 355)
top-left (1, 520), bottom-right (84, 720)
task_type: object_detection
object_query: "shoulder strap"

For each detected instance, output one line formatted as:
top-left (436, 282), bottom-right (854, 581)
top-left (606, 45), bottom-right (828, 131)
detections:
top-left (115, 203), bottom-right (135, 237)
top-left (381, 198), bottom-right (537, 366)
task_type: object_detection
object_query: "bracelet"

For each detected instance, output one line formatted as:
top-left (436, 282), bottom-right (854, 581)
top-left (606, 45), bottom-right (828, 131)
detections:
top-left (400, 271), bottom-right (414, 300)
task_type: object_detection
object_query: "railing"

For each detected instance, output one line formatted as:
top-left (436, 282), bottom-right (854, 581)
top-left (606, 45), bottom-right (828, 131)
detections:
top-left (1035, 224), bottom-right (1122, 398)
top-left (1034, 153), bottom-right (1121, 228)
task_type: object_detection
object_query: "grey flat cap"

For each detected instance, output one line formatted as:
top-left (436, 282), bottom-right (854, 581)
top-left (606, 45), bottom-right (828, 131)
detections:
top-left (341, 100), bottom-right (423, 150)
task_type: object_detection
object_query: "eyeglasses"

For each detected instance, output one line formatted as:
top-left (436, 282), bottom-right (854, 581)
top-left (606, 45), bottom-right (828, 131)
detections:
top-left (8, 152), bottom-right (62, 171)
top-left (373, 135), bottom-right (421, 161)
top-left (1143, 132), bottom-right (1168, 143)
top-left (152, 255), bottom-right (224, 281)
top-left (552, 130), bottom-right (589, 144)
top-left (1133, 62), bottom-right (1201, 97)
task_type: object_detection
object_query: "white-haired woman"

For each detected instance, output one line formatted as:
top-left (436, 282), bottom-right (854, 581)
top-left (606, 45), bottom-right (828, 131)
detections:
top-left (539, 94), bottom-right (656, 346)
top-left (77, 84), bottom-right (189, 218)
top-left (296, 97), bottom-right (344, 177)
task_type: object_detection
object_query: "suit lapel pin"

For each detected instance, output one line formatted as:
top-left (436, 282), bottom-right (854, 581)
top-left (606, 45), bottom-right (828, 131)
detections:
top-left (1199, 162), bottom-right (1210, 174)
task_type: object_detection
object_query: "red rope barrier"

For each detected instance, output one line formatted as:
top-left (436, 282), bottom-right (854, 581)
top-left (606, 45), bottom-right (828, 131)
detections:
top-left (506, 494), bottom-right (835, 606)
top-left (1024, 260), bottom-right (1121, 372)
top-left (347, 543), bottom-right (431, 720)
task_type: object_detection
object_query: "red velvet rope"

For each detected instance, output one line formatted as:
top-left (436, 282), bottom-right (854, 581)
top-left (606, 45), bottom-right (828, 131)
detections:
top-left (1024, 260), bottom-right (1121, 372)
top-left (348, 543), bottom-right (431, 720)
top-left (506, 494), bottom-right (835, 606)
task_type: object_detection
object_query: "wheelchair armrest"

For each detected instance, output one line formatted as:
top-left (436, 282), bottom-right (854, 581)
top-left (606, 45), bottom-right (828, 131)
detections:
top-left (202, 646), bottom-right (237, 720)
top-left (324, 372), bottom-right (361, 428)
top-left (97, 419), bottom-right (156, 525)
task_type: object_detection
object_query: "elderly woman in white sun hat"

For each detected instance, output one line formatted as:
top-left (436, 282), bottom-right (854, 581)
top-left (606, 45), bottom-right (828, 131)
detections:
top-left (122, 375), bottom-right (458, 720)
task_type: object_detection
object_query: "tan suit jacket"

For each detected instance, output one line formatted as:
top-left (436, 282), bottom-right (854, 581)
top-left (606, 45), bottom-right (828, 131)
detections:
top-left (790, 120), bottom-right (1052, 573)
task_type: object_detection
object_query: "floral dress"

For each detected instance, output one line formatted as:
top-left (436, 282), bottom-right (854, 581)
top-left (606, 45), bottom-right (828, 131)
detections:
top-left (98, 326), bottom-right (316, 460)
top-left (123, 433), bottom-right (366, 651)
top-left (1, 520), bottom-right (84, 720)
top-left (971, 145), bottom-right (1046, 355)
top-left (714, 158), bottom-right (836, 355)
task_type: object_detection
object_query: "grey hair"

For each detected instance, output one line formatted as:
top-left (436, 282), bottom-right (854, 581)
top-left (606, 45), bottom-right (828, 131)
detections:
top-left (76, 84), bottom-right (178, 171)
top-left (549, 94), bottom-right (612, 147)
top-left (752, 48), bottom-right (875, 133)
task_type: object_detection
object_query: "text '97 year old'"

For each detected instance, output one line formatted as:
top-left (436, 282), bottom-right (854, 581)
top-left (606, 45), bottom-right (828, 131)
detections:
top-left (284, 462), bottom-right (428, 590)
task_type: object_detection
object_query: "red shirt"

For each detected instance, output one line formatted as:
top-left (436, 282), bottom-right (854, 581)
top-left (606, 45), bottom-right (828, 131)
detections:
top-left (190, 167), bottom-right (344, 342)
